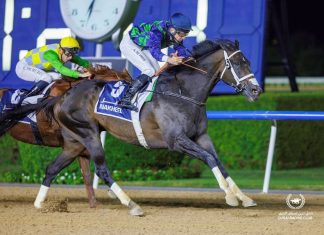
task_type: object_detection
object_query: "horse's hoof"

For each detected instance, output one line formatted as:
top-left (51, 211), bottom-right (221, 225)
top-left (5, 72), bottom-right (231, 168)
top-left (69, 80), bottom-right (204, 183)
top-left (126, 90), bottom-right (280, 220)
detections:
top-left (34, 201), bottom-right (42, 209)
top-left (107, 189), bottom-right (117, 199)
top-left (242, 199), bottom-right (257, 207)
top-left (129, 205), bottom-right (144, 216)
top-left (89, 199), bottom-right (96, 208)
top-left (225, 194), bottom-right (239, 207)
top-left (128, 201), bottom-right (144, 216)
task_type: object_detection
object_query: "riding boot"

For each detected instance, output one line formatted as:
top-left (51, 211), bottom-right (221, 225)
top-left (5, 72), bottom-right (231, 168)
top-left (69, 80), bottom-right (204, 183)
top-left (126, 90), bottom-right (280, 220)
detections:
top-left (19, 80), bottom-right (49, 104)
top-left (119, 74), bottom-right (151, 112)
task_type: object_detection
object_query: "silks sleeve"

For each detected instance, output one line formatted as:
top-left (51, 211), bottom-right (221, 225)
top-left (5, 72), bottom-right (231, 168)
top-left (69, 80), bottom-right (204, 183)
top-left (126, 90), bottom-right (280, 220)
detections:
top-left (147, 31), bottom-right (168, 62)
top-left (43, 50), bottom-right (80, 79)
top-left (71, 55), bottom-right (91, 68)
top-left (174, 42), bottom-right (188, 58)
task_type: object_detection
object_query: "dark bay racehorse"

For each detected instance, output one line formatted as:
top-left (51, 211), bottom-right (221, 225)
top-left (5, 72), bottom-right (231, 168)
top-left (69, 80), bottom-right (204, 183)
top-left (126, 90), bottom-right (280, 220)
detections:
top-left (36, 39), bottom-right (262, 216)
top-left (0, 66), bottom-right (131, 207)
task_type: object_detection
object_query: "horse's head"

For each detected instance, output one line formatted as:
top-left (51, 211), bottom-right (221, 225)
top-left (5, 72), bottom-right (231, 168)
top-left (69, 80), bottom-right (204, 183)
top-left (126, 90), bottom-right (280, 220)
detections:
top-left (192, 39), bottom-right (262, 102)
top-left (215, 40), bottom-right (262, 101)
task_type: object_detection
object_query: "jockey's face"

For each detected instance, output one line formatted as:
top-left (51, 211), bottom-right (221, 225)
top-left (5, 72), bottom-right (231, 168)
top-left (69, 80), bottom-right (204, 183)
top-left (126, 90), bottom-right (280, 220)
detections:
top-left (59, 48), bottom-right (73, 63)
top-left (169, 27), bottom-right (188, 42)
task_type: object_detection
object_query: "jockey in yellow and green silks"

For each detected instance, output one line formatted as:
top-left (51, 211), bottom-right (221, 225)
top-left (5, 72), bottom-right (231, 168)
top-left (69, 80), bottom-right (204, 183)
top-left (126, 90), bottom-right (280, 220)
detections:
top-left (15, 36), bottom-right (91, 98)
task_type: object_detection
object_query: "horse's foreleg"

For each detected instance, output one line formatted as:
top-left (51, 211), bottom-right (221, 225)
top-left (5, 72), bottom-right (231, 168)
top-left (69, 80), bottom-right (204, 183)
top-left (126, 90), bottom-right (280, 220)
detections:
top-left (34, 140), bottom-right (82, 209)
top-left (78, 156), bottom-right (96, 208)
top-left (86, 140), bottom-right (144, 216)
top-left (174, 134), bottom-right (238, 206)
top-left (225, 177), bottom-right (257, 207)
top-left (196, 133), bottom-right (256, 207)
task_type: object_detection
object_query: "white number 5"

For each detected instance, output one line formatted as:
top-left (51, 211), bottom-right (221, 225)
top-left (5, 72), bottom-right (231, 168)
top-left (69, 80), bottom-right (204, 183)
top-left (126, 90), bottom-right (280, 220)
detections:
top-left (111, 81), bottom-right (126, 98)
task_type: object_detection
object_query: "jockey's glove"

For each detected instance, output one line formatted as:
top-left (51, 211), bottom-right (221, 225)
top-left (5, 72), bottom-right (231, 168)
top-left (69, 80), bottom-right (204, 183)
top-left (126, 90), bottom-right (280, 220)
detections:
top-left (167, 55), bottom-right (184, 65)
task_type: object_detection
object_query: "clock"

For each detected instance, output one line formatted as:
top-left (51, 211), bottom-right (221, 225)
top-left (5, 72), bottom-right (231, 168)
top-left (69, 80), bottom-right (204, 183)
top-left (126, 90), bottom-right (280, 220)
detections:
top-left (59, 0), bottom-right (140, 42)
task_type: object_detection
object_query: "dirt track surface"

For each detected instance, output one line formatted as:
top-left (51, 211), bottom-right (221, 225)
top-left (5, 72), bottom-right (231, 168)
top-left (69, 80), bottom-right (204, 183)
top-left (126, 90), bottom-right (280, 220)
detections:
top-left (0, 186), bottom-right (323, 235)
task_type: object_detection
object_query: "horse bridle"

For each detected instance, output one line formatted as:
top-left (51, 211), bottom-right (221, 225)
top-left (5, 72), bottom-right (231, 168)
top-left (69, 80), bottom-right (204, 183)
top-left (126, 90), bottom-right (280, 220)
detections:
top-left (182, 49), bottom-right (257, 93)
top-left (220, 50), bottom-right (254, 83)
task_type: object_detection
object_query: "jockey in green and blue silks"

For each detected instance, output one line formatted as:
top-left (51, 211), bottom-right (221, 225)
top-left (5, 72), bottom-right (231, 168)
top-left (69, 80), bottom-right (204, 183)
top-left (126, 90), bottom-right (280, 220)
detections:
top-left (130, 21), bottom-right (189, 62)
top-left (15, 36), bottom-right (91, 99)
top-left (119, 12), bottom-right (192, 112)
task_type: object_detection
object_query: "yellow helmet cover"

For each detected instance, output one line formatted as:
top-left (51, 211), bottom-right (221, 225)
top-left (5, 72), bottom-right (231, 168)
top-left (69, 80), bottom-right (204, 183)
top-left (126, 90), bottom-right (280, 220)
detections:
top-left (60, 36), bottom-right (80, 49)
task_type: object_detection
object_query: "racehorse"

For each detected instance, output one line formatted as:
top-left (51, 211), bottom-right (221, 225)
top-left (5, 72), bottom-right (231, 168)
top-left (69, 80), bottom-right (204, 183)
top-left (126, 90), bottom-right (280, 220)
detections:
top-left (0, 65), bottom-right (131, 207)
top-left (36, 39), bottom-right (262, 216)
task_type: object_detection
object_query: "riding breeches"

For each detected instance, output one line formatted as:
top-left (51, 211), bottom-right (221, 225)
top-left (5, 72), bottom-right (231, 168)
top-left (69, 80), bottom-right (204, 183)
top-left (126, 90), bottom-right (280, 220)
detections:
top-left (15, 59), bottom-right (62, 83)
top-left (120, 33), bottom-right (160, 77)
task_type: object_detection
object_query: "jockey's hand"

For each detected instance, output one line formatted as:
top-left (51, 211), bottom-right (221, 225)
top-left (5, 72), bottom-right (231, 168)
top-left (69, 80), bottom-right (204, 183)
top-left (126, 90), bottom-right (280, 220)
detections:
top-left (76, 65), bottom-right (87, 73)
top-left (79, 71), bottom-right (91, 78)
top-left (170, 51), bottom-right (178, 57)
top-left (184, 56), bottom-right (195, 62)
top-left (167, 55), bottom-right (184, 65)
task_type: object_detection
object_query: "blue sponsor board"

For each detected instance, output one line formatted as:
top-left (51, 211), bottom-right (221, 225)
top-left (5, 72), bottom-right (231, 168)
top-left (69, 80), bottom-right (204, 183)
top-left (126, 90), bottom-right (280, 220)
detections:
top-left (0, 0), bottom-right (266, 93)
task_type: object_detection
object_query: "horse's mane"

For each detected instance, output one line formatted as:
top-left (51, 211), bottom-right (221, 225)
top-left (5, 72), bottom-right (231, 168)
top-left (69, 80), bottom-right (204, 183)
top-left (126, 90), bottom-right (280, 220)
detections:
top-left (192, 39), bottom-right (239, 59)
top-left (88, 64), bottom-right (132, 83)
top-left (52, 65), bottom-right (132, 93)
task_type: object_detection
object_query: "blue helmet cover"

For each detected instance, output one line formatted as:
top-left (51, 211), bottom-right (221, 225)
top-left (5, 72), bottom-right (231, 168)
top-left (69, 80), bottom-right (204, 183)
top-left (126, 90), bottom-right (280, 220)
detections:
top-left (170, 13), bottom-right (192, 32)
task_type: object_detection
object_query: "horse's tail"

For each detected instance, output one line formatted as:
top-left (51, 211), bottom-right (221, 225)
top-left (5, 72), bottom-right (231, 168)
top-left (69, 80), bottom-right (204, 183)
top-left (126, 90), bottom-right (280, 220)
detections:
top-left (0, 97), bottom-right (59, 138)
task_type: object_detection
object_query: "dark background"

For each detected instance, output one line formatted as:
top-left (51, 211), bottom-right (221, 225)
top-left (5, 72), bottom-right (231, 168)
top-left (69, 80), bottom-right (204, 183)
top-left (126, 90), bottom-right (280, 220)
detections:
top-left (266, 0), bottom-right (324, 76)
top-left (288, 1), bottom-right (324, 40)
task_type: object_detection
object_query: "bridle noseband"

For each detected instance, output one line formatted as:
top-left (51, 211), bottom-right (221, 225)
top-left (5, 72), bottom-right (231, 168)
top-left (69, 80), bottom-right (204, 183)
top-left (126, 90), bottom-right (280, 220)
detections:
top-left (220, 50), bottom-right (254, 84)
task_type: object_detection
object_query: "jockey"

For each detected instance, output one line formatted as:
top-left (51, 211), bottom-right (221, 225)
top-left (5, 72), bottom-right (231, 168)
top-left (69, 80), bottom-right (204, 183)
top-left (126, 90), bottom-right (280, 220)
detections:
top-left (119, 12), bottom-right (192, 111)
top-left (15, 36), bottom-right (91, 100)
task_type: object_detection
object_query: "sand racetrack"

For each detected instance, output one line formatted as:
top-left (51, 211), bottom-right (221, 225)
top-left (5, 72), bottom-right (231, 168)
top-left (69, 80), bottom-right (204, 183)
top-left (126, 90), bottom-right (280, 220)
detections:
top-left (0, 185), bottom-right (323, 235)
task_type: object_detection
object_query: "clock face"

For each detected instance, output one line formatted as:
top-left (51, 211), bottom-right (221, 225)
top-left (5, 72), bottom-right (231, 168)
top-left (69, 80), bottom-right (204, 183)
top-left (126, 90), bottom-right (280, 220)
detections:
top-left (60, 0), bottom-right (128, 41)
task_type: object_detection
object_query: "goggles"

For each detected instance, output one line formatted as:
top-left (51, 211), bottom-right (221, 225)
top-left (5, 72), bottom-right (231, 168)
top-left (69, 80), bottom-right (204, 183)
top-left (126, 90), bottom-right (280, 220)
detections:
top-left (61, 47), bottom-right (79, 57)
top-left (176, 31), bottom-right (189, 37)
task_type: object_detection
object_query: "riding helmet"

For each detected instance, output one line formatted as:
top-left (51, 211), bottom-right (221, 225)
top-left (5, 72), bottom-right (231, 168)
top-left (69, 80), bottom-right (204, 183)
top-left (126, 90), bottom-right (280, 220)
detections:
top-left (59, 36), bottom-right (80, 54)
top-left (170, 13), bottom-right (192, 33)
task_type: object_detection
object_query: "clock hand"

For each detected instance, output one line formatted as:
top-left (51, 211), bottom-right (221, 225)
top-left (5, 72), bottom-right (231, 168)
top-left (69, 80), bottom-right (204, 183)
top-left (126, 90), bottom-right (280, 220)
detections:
top-left (87, 0), bottom-right (96, 22)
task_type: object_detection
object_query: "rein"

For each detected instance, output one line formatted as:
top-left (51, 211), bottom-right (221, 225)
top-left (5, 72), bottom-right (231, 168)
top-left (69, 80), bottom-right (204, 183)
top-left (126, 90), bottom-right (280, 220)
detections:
top-left (180, 60), bottom-right (208, 74)
top-left (146, 58), bottom-right (207, 106)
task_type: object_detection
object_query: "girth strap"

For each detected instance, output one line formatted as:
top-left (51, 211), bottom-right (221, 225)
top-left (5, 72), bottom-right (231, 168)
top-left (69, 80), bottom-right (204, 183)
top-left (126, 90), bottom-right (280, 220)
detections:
top-left (30, 121), bottom-right (43, 145)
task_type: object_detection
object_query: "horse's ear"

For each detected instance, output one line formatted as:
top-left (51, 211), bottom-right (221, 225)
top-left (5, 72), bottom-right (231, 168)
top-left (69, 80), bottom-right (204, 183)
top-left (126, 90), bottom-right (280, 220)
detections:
top-left (235, 40), bottom-right (239, 48)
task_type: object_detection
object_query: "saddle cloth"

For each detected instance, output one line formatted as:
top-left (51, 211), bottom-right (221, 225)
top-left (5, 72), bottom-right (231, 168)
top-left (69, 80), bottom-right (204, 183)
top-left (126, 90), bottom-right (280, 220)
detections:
top-left (0, 82), bottom-right (54, 110)
top-left (0, 89), bottom-right (38, 123)
top-left (0, 83), bottom-right (55, 144)
top-left (95, 77), bottom-right (158, 148)
top-left (0, 89), bottom-right (44, 144)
